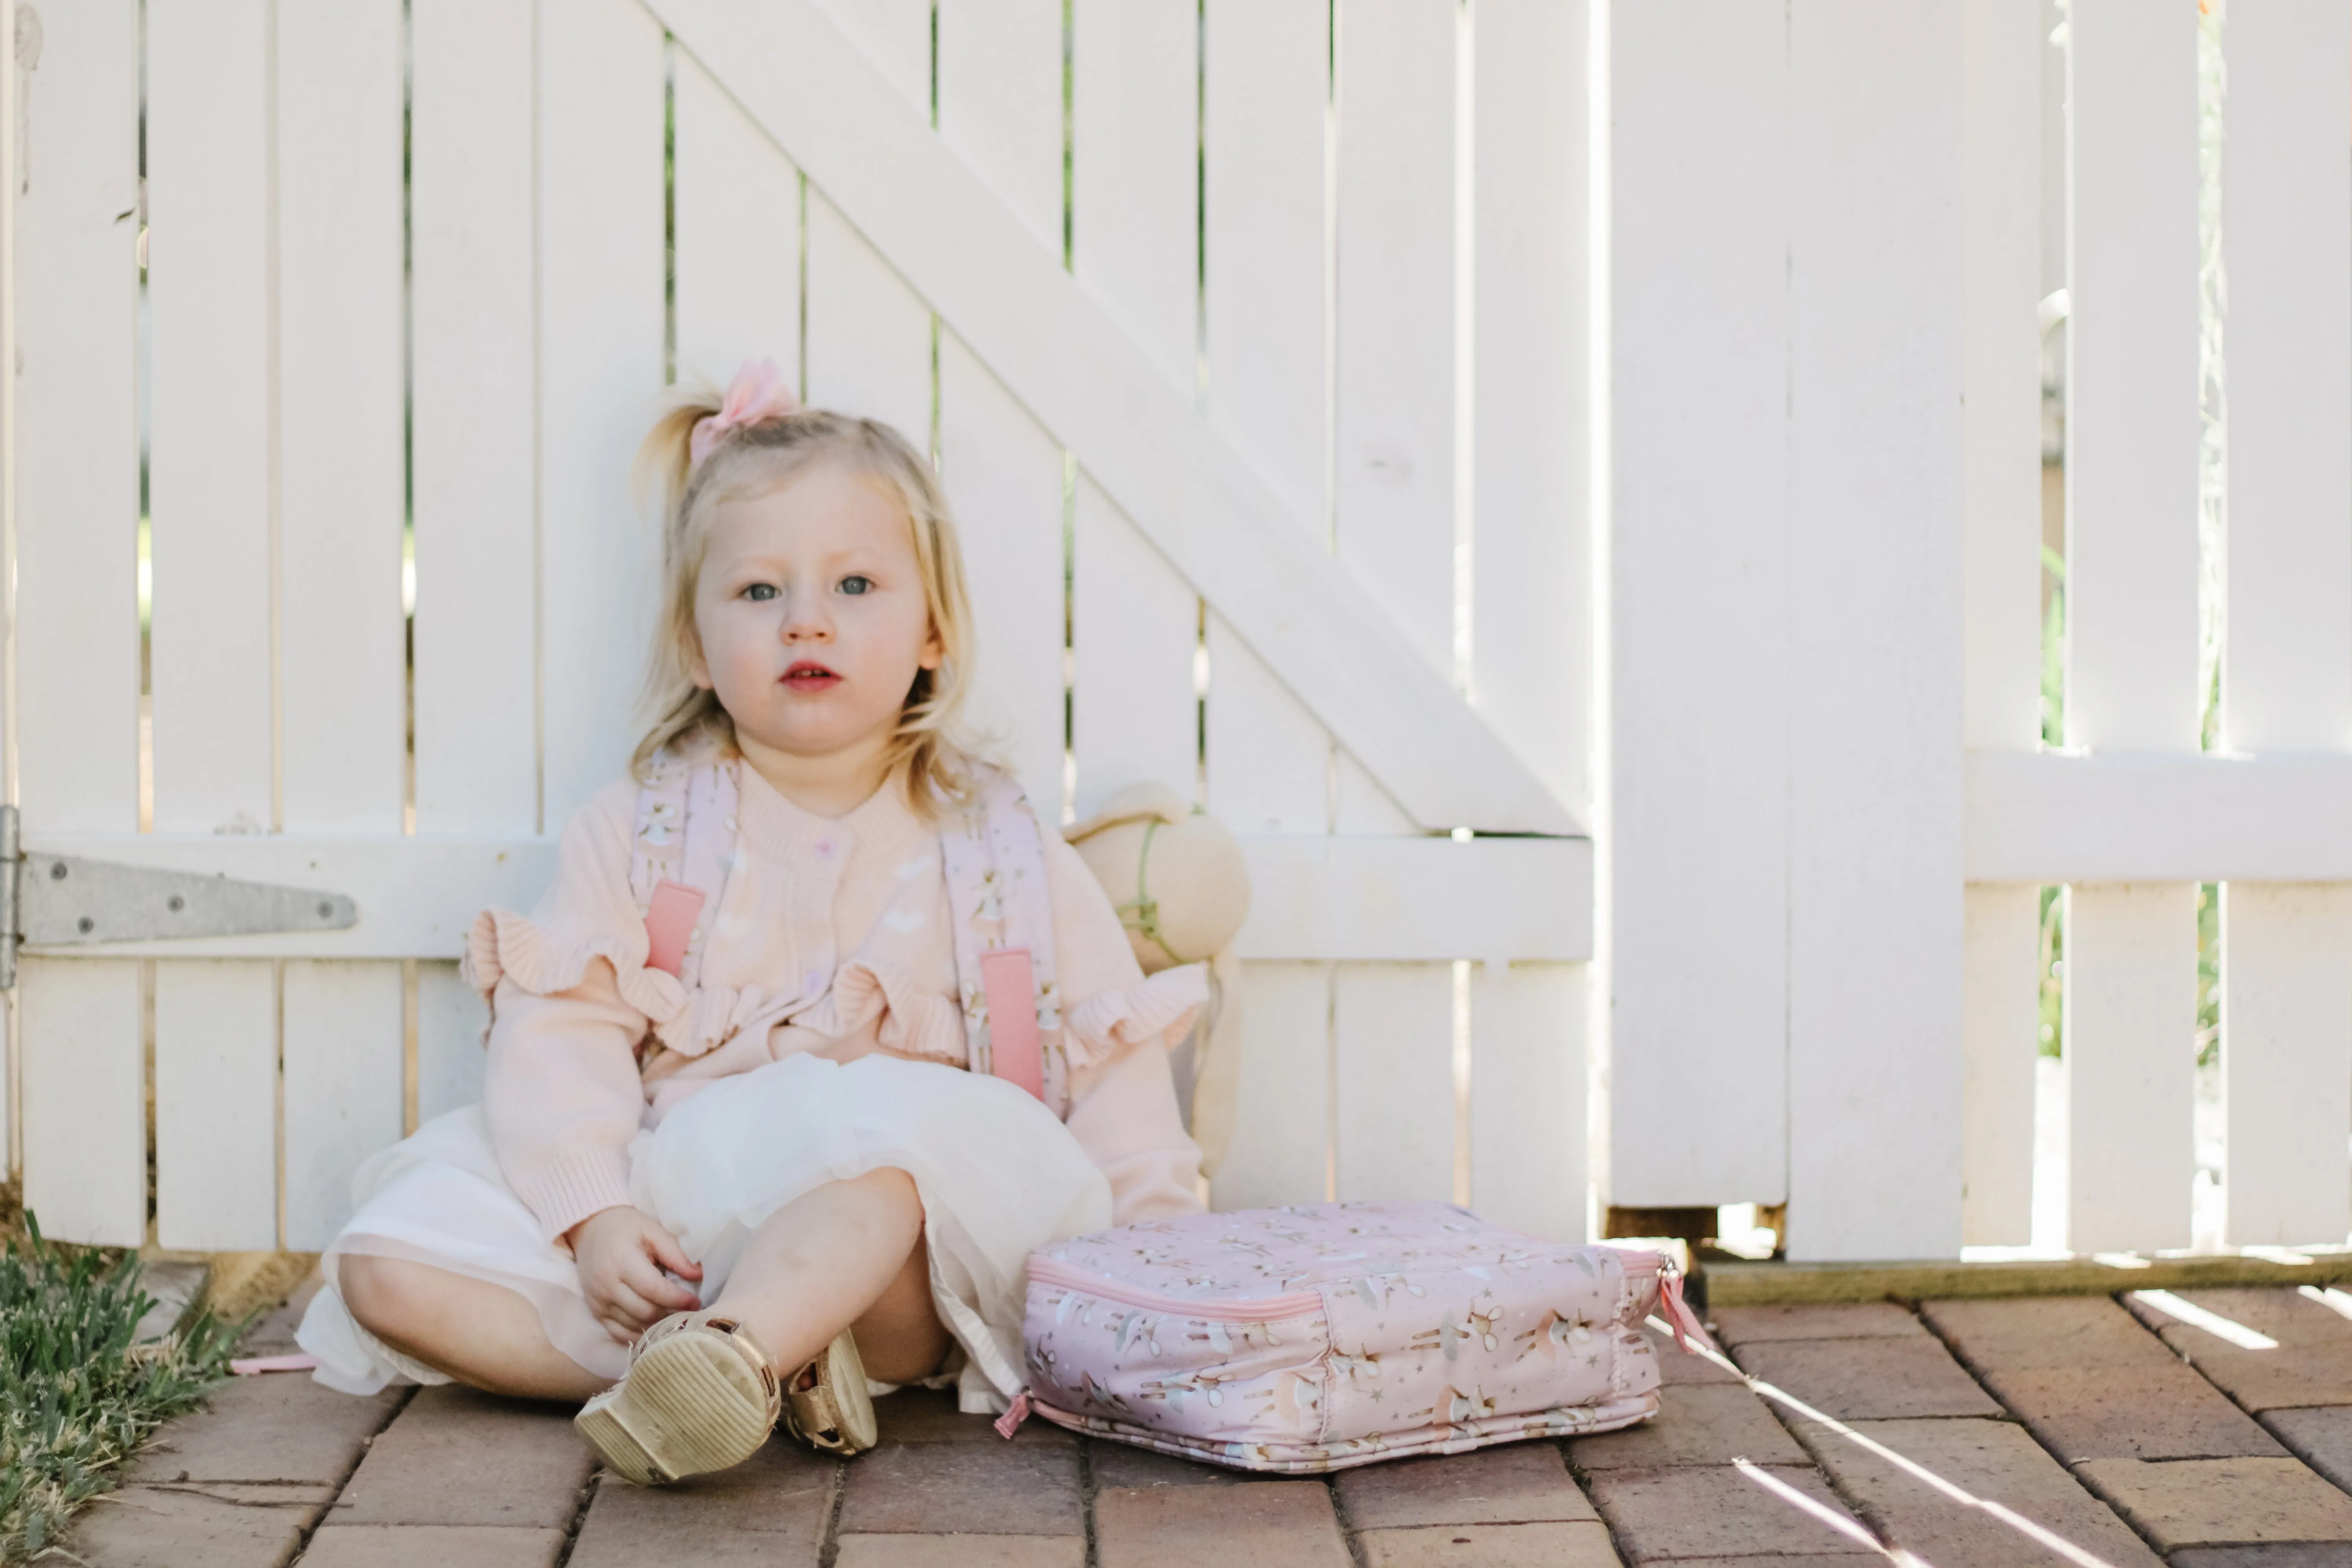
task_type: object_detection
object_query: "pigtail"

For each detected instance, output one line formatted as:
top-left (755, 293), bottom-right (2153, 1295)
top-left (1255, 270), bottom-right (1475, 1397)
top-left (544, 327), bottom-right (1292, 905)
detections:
top-left (632, 392), bottom-right (731, 780)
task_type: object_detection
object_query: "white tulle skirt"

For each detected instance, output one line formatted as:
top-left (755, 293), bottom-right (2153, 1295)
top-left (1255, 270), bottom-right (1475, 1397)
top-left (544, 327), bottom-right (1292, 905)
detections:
top-left (296, 1053), bottom-right (1113, 1413)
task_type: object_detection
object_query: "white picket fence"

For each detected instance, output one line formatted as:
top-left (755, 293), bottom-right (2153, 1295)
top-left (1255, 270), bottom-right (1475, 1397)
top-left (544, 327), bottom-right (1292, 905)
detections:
top-left (3, 0), bottom-right (2347, 1265)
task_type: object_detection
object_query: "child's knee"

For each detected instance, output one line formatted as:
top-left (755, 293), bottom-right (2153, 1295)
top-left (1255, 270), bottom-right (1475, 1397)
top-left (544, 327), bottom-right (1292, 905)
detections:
top-left (338, 1254), bottom-right (423, 1341)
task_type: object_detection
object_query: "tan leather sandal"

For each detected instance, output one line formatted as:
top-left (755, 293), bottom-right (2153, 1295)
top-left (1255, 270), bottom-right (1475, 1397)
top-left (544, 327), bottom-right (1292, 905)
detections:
top-left (780, 1330), bottom-right (879, 1455)
top-left (575, 1311), bottom-right (780, 1486)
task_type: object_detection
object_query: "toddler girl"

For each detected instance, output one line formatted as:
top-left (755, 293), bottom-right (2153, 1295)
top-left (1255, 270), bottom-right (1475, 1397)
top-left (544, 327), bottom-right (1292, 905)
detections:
top-left (297, 359), bottom-right (1207, 1483)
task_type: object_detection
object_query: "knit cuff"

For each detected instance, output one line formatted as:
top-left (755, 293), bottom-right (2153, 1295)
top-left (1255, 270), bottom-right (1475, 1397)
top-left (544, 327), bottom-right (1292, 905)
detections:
top-left (511, 1149), bottom-right (637, 1245)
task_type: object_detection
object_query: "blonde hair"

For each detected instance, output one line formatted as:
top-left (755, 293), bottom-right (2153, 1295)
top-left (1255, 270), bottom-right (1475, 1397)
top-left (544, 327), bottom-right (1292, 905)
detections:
top-left (632, 392), bottom-right (980, 816)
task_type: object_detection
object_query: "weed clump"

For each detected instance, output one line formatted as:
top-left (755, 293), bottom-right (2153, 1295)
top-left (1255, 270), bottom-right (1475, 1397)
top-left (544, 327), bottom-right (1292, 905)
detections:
top-left (0, 1218), bottom-right (239, 1563)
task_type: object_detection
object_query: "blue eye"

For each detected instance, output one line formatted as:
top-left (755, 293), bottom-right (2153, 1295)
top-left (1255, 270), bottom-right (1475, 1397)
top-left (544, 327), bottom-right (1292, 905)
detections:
top-left (840, 575), bottom-right (873, 597)
top-left (743, 583), bottom-right (777, 602)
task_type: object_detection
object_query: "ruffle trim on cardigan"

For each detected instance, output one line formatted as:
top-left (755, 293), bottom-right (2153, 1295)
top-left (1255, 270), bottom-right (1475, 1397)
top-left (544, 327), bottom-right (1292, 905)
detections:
top-left (1064, 962), bottom-right (1209, 1067)
top-left (462, 908), bottom-right (788, 1061)
top-left (787, 958), bottom-right (968, 1065)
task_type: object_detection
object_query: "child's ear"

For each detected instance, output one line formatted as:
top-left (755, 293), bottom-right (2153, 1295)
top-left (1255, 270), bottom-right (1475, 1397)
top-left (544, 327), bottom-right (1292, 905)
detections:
top-left (918, 622), bottom-right (944, 673)
top-left (684, 630), bottom-right (714, 690)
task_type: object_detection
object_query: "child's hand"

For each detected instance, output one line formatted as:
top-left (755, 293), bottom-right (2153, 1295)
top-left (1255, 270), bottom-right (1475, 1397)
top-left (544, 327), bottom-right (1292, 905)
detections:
top-left (566, 1206), bottom-right (705, 1343)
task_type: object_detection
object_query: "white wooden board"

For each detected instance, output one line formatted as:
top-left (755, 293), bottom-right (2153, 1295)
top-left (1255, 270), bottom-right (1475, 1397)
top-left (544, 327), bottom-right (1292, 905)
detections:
top-left (935, 0), bottom-right (1064, 256)
top-left (1961, 0), bottom-right (2047, 754)
top-left (278, 0), bottom-right (406, 834)
top-left (1962, 883), bottom-right (2041, 1246)
top-left (1334, 963), bottom-right (1454, 1204)
top-left (154, 961), bottom-right (277, 1251)
top-left (1471, 0), bottom-right (1588, 811)
top-left (284, 961), bottom-right (404, 1250)
top-left (146, 0), bottom-right (272, 835)
top-left (1967, 752), bottom-right (2352, 882)
top-left (1212, 963), bottom-right (1332, 1210)
top-left (1072, 479), bottom-right (1198, 816)
top-left (2223, 884), bottom-right (2352, 1248)
top-left (1471, 963), bottom-right (1586, 1242)
top-left (11, 0), bottom-right (143, 1216)
top-left (20, 960), bottom-right (146, 1247)
top-left (2065, 882), bottom-right (2196, 1253)
top-left (411, 0), bottom-right (541, 833)
top-left (937, 335), bottom-right (1068, 810)
top-left (1607, 0), bottom-right (1791, 1209)
top-left (803, 191), bottom-right (933, 454)
top-left (1784, 0), bottom-right (1966, 1261)
top-left (2063, 0), bottom-right (2200, 751)
top-left (674, 51), bottom-right (804, 407)
top-left (417, 962), bottom-right (492, 1126)
top-left (1071, 0), bottom-right (1197, 394)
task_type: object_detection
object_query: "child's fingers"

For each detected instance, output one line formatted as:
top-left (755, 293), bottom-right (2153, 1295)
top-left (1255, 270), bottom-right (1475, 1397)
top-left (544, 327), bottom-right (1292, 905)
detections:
top-left (600, 1278), bottom-right (664, 1330)
top-left (625, 1254), bottom-right (702, 1313)
top-left (643, 1227), bottom-right (703, 1282)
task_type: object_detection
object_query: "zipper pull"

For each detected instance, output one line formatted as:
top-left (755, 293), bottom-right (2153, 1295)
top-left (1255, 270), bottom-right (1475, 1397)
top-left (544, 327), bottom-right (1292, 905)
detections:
top-left (1656, 1259), bottom-right (1717, 1355)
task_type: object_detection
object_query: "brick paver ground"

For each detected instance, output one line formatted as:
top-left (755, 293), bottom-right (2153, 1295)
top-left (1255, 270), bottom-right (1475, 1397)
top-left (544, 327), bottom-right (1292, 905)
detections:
top-left (62, 1276), bottom-right (2352, 1565)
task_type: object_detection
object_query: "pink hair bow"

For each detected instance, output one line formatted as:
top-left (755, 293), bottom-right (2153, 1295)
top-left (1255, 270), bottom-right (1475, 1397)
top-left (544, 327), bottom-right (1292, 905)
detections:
top-left (690, 357), bottom-right (801, 468)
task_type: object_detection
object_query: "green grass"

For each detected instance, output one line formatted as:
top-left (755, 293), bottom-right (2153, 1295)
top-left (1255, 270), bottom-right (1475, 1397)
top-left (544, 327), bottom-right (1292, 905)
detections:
top-left (0, 1216), bottom-right (240, 1565)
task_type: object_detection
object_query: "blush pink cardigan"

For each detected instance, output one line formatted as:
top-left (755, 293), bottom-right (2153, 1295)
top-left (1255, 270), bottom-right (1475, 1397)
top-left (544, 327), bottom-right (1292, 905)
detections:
top-left (466, 765), bottom-right (1210, 1245)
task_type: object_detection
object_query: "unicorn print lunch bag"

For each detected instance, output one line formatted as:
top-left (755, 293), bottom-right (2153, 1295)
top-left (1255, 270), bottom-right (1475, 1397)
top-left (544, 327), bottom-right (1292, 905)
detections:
top-left (1001, 1200), bottom-right (1707, 1473)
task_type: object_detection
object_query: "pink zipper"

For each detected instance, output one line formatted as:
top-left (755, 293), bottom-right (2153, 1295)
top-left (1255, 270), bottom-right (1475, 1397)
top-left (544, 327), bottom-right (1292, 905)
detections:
top-left (1028, 1245), bottom-right (1661, 1324)
top-left (1026, 1256), bottom-right (1326, 1323)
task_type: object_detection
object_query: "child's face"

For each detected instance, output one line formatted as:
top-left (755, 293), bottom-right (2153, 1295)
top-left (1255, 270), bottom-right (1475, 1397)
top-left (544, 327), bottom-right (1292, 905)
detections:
top-left (691, 459), bottom-right (942, 769)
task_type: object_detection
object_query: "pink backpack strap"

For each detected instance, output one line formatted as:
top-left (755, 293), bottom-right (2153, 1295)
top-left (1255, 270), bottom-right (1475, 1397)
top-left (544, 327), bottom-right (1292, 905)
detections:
top-left (629, 757), bottom-right (742, 986)
top-left (940, 765), bottom-right (1065, 1113)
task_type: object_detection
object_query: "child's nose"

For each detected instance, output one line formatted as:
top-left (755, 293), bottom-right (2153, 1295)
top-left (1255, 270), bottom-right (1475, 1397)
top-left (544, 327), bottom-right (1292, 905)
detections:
top-left (780, 590), bottom-right (833, 639)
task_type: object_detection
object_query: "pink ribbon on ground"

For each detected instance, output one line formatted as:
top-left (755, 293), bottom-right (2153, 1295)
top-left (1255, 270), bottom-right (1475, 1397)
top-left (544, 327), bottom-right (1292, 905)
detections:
top-left (689, 357), bottom-right (802, 468)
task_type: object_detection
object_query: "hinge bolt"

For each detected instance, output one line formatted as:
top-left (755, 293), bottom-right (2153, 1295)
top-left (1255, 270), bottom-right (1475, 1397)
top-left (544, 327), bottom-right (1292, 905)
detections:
top-left (76, 917), bottom-right (93, 934)
top-left (49, 861), bottom-right (66, 880)
top-left (168, 895), bottom-right (185, 912)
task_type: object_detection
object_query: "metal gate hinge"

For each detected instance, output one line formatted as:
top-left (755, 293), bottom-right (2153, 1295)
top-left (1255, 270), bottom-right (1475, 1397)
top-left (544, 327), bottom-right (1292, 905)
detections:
top-left (0, 805), bottom-right (358, 989)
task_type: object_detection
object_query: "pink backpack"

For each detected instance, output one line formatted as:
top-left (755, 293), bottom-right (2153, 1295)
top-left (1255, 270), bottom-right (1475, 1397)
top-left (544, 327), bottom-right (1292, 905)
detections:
top-left (1001, 1200), bottom-right (1709, 1472)
top-left (625, 755), bottom-right (1080, 1111)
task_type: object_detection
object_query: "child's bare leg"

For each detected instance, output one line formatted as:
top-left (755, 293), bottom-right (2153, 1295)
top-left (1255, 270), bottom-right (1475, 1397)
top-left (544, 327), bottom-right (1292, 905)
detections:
top-left (338, 1254), bottom-right (612, 1403)
top-left (707, 1167), bottom-right (950, 1382)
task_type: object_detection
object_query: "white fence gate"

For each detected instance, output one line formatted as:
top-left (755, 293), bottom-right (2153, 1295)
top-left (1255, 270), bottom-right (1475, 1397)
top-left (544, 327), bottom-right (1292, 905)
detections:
top-left (4, 0), bottom-right (2348, 1266)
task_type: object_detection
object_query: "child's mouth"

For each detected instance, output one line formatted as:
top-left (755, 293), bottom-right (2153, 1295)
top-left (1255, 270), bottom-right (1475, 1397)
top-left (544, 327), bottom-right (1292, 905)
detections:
top-left (782, 661), bottom-right (842, 693)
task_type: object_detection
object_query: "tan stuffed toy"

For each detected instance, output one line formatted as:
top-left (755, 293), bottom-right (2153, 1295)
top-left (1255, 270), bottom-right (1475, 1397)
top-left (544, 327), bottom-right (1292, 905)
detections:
top-left (1066, 783), bottom-right (1251, 1177)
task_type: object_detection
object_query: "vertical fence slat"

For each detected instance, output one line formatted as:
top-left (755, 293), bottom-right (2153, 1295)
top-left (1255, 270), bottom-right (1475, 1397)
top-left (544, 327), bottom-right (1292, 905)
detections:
top-left (2222, 884), bottom-right (2352, 1246)
top-left (279, 0), bottom-right (405, 833)
top-left (804, 193), bottom-right (933, 457)
top-left (2062, 0), bottom-right (2201, 1254)
top-left (154, 962), bottom-right (277, 1249)
top-left (277, 0), bottom-right (408, 1237)
top-left (2216, 0), bottom-right (2352, 1248)
top-left (1958, 0), bottom-right (2047, 1251)
top-left (935, 4), bottom-right (1069, 809)
top-left (147, 0), bottom-right (271, 835)
top-left (1963, 883), bottom-right (2040, 1244)
top-left (146, 0), bottom-right (278, 1249)
top-left (540, 0), bottom-right (665, 829)
top-left (417, 962), bottom-right (490, 1126)
top-left (284, 962), bottom-right (403, 1249)
top-left (1328, 0), bottom-right (1457, 1197)
top-left (1073, 478), bottom-right (1196, 813)
top-left (1608, 0), bottom-right (1791, 1212)
top-left (1467, 0), bottom-right (1588, 1240)
top-left (412, 0), bottom-right (540, 833)
top-left (1784, 1), bottom-right (1965, 1262)
top-left (1202, 0), bottom-right (1333, 1205)
top-left (1212, 960), bottom-right (1333, 1209)
top-left (11, 0), bottom-right (142, 1233)
top-left (2066, 882), bottom-right (2197, 1252)
top-left (1332, 0), bottom-right (1453, 679)
top-left (1335, 964), bottom-right (1453, 1202)
top-left (21, 962), bottom-right (146, 1246)
top-left (2065, 2), bottom-right (2200, 751)
top-left (674, 53), bottom-right (803, 403)
top-left (1472, 963), bottom-right (1584, 1240)
top-left (1069, 0), bottom-right (1199, 816)
top-left (937, 336), bottom-right (1068, 806)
